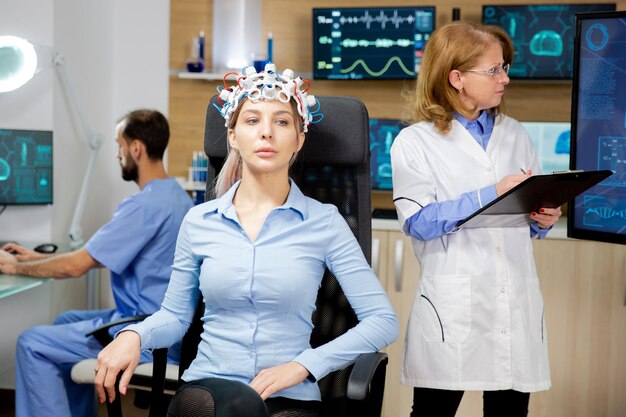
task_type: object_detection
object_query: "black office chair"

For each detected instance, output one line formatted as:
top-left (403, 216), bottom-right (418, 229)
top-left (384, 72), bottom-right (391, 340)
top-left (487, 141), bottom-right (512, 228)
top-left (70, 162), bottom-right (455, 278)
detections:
top-left (103, 95), bottom-right (387, 417)
top-left (70, 315), bottom-right (177, 417)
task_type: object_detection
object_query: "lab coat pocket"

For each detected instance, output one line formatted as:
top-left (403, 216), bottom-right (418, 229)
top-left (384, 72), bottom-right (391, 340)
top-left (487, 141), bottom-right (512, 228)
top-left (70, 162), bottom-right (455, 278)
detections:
top-left (418, 274), bottom-right (471, 343)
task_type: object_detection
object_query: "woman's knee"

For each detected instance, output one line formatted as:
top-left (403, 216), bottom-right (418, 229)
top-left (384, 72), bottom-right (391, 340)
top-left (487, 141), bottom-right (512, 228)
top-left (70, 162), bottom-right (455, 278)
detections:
top-left (169, 378), bottom-right (268, 417)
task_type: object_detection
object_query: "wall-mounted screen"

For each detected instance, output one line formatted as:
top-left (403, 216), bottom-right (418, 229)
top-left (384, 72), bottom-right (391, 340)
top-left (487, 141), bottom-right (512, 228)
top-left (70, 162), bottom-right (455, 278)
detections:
top-left (313, 6), bottom-right (436, 80)
top-left (569, 11), bottom-right (626, 245)
top-left (370, 118), bottom-right (407, 190)
top-left (521, 121), bottom-right (570, 174)
top-left (482, 3), bottom-right (616, 80)
top-left (0, 129), bottom-right (53, 205)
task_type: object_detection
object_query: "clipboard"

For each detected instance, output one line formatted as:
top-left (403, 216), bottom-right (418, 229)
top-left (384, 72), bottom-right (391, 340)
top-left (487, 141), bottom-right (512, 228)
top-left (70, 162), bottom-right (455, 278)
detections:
top-left (455, 170), bottom-right (612, 229)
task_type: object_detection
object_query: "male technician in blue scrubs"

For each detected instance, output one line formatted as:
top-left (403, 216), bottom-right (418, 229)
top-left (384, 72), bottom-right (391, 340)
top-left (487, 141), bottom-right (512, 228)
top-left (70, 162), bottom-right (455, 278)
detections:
top-left (0, 109), bottom-right (193, 417)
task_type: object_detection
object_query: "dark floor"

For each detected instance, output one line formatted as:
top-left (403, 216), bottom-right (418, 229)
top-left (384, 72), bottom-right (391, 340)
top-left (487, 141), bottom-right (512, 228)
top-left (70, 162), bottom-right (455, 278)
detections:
top-left (0, 388), bottom-right (149, 417)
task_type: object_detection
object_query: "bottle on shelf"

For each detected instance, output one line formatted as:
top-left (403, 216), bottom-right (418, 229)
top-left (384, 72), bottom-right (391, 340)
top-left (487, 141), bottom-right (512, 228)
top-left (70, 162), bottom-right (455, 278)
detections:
top-left (186, 35), bottom-right (204, 73)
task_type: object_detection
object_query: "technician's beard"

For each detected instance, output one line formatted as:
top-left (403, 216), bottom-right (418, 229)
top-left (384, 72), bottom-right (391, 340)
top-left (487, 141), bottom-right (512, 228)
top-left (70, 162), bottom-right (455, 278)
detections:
top-left (121, 159), bottom-right (138, 182)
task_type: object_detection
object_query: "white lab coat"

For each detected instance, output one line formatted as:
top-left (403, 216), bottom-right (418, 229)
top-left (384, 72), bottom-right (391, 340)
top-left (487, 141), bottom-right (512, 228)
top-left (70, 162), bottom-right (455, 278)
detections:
top-left (391, 115), bottom-right (550, 392)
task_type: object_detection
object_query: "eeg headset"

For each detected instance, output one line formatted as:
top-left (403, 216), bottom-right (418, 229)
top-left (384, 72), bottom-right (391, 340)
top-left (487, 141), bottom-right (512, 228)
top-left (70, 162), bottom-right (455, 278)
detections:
top-left (214, 63), bottom-right (322, 132)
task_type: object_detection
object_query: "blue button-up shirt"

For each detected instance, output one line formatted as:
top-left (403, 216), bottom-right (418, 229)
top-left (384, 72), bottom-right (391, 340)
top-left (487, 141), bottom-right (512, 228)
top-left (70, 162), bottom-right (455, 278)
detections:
top-left (404, 112), bottom-right (549, 240)
top-left (125, 180), bottom-right (398, 401)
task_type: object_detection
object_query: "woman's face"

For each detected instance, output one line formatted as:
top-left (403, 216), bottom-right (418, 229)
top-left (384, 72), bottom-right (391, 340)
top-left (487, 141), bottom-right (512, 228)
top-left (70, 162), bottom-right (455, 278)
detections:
top-left (456, 42), bottom-right (510, 118)
top-left (228, 99), bottom-right (305, 177)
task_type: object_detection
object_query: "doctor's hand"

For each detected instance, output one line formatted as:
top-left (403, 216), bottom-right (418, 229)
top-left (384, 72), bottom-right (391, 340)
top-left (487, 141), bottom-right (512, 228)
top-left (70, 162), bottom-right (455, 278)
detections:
top-left (496, 171), bottom-right (532, 196)
top-left (531, 206), bottom-right (562, 229)
top-left (1, 243), bottom-right (45, 261)
top-left (94, 331), bottom-right (141, 404)
top-left (0, 250), bottom-right (18, 274)
top-left (250, 361), bottom-right (310, 400)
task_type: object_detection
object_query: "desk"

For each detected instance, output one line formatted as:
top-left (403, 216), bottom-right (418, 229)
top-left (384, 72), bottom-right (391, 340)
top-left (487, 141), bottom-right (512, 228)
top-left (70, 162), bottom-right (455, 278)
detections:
top-left (0, 275), bottom-right (51, 299)
top-left (0, 243), bottom-right (85, 389)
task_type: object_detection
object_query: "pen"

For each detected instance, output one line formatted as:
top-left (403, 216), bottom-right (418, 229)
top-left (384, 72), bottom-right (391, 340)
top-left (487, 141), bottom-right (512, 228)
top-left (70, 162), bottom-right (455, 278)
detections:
top-left (520, 168), bottom-right (527, 174)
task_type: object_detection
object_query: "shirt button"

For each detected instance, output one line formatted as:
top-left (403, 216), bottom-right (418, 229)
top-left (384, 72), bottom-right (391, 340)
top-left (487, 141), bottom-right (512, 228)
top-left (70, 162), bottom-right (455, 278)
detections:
top-left (487, 167), bottom-right (492, 172)
top-left (501, 329), bottom-right (508, 335)
top-left (500, 287), bottom-right (506, 294)
top-left (496, 246), bottom-right (501, 252)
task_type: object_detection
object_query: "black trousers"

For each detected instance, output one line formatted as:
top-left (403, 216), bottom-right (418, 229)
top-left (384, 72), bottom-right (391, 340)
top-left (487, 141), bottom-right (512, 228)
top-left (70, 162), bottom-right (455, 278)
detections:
top-left (410, 387), bottom-right (530, 417)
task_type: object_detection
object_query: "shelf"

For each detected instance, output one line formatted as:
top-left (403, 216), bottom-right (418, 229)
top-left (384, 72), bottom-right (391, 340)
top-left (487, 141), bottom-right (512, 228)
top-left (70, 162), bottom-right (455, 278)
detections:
top-left (174, 176), bottom-right (206, 192)
top-left (170, 69), bottom-right (224, 80)
top-left (170, 69), bottom-right (314, 81)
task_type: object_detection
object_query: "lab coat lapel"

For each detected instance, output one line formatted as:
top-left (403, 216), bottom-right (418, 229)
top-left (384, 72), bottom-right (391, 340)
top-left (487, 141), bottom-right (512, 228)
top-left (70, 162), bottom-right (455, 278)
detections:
top-left (448, 120), bottom-right (491, 166)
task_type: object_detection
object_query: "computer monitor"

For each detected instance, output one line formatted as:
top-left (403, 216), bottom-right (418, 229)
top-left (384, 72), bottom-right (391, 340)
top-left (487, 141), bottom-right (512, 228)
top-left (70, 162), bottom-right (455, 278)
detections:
top-left (313, 6), bottom-right (436, 80)
top-left (521, 121), bottom-right (570, 174)
top-left (482, 3), bottom-right (616, 80)
top-left (568, 10), bottom-right (626, 245)
top-left (369, 118), bottom-right (407, 190)
top-left (0, 128), bottom-right (53, 205)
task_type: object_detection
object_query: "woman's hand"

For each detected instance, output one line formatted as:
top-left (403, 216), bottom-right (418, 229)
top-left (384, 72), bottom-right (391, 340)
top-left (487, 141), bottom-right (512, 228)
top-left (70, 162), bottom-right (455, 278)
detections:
top-left (249, 361), bottom-right (310, 400)
top-left (94, 331), bottom-right (141, 403)
top-left (531, 206), bottom-right (562, 229)
top-left (496, 170), bottom-right (531, 196)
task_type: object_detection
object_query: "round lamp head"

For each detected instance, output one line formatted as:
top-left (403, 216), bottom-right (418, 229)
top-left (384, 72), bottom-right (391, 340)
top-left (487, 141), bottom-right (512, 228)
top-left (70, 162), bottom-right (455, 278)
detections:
top-left (0, 35), bottom-right (38, 93)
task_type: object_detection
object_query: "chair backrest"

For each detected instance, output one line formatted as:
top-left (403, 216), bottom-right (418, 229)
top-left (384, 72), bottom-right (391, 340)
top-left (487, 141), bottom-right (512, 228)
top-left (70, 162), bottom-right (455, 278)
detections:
top-left (178, 95), bottom-right (372, 415)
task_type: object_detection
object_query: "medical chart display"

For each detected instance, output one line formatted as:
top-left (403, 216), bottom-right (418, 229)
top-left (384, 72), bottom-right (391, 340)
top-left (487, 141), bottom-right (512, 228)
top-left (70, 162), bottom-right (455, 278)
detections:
top-left (0, 129), bottom-right (53, 205)
top-left (569, 11), bottom-right (626, 244)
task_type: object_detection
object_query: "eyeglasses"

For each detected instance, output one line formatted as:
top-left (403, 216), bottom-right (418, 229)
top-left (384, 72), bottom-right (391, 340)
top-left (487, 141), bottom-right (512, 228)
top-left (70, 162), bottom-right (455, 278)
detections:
top-left (464, 63), bottom-right (510, 78)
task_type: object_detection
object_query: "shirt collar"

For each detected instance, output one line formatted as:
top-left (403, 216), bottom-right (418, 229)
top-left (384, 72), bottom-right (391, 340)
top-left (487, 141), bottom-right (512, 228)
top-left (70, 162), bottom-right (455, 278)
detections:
top-left (454, 110), bottom-right (490, 133)
top-left (209, 178), bottom-right (308, 221)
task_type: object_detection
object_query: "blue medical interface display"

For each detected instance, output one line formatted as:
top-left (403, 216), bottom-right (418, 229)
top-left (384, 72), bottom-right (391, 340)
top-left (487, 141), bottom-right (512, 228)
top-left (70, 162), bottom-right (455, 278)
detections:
top-left (569, 11), bottom-right (626, 244)
top-left (483, 3), bottom-right (615, 79)
top-left (313, 6), bottom-right (435, 80)
top-left (0, 129), bottom-right (53, 205)
top-left (521, 122), bottom-right (571, 174)
top-left (370, 118), bottom-right (406, 190)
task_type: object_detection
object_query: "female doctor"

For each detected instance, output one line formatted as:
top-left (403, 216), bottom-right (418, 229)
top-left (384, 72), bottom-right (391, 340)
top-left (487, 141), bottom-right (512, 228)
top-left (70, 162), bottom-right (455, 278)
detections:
top-left (390, 22), bottom-right (561, 417)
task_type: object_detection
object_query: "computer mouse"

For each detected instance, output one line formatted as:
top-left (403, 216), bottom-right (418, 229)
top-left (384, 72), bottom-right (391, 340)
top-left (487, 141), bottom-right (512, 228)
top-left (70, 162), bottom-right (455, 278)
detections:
top-left (34, 243), bottom-right (58, 254)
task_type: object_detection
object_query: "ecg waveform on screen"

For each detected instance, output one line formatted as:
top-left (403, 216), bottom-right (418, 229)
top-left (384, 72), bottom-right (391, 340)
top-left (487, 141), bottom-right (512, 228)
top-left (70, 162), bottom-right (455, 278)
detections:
top-left (340, 56), bottom-right (415, 77)
top-left (324, 37), bottom-right (413, 48)
top-left (335, 10), bottom-right (417, 30)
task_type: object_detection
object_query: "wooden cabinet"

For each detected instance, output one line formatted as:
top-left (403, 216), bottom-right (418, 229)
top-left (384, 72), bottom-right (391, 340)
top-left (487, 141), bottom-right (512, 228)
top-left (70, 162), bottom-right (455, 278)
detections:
top-left (373, 227), bottom-right (419, 417)
top-left (373, 223), bottom-right (626, 417)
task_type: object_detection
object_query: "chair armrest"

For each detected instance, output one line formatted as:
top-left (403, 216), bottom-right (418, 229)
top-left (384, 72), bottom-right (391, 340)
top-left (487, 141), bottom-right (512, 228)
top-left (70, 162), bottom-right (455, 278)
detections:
top-left (85, 314), bottom-right (149, 347)
top-left (346, 352), bottom-right (388, 401)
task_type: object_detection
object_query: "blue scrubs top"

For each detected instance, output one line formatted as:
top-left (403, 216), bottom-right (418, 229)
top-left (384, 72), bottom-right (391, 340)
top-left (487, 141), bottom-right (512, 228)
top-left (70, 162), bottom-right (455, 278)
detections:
top-left (85, 177), bottom-right (193, 317)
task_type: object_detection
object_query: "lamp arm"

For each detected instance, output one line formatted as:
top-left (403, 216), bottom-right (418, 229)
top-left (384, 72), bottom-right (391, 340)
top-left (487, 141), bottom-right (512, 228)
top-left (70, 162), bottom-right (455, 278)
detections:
top-left (53, 53), bottom-right (102, 150)
top-left (53, 53), bottom-right (103, 249)
top-left (68, 148), bottom-right (99, 248)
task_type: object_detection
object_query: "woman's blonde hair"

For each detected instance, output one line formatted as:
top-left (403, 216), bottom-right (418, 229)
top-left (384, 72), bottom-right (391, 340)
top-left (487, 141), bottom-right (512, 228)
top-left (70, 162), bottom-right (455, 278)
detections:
top-left (404, 21), bottom-right (514, 133)
top-left (213, 98), bottom-right (304, 197)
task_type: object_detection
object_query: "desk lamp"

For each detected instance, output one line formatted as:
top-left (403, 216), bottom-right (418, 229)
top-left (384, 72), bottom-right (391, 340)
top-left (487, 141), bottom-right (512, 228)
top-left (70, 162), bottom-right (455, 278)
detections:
top-left (0, 35), bottom-right (102, 308)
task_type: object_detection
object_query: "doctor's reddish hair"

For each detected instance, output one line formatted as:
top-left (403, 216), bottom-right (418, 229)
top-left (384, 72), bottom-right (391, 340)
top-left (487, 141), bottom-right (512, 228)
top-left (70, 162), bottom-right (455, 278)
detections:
top-left (405, 22), bottom-right (514, 133)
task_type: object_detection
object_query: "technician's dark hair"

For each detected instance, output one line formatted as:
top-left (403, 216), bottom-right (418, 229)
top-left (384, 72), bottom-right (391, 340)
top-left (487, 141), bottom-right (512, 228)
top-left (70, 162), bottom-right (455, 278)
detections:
top-left (118, 109), bottom-right (169, 160)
